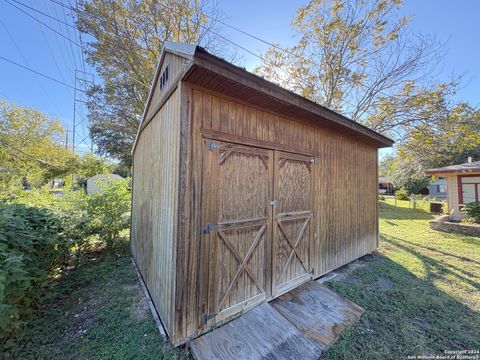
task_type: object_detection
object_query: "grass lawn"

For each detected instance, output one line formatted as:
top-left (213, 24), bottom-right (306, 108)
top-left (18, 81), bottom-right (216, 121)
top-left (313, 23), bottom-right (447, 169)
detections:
top-left (4, 248), bottom-right (184, 359)
top-left (6, 198), bottom-right (479, 359)
top-left (323, 198), bottom-right (480, 359)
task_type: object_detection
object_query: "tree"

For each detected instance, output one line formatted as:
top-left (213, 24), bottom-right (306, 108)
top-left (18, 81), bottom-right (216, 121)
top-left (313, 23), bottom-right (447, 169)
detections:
top-left (78, 0), bottom-right (229, 165)
top-left (399, 102), bottom-right (480, 168)
top-left (0, 100), bottom-right (76, 189)
top-left (380, 102), bottom-right (480, 192)
top-left (254, 0), bottom-right (446, 134)
top-left (76, 153), bottom-right (113, 179)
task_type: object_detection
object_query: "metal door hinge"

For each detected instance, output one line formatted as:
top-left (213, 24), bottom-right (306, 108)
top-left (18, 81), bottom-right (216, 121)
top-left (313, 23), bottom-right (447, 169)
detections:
top-left (203, 313), bottom-right (216, 324)
top-left (203, 223), bottom-right (218, 234)
top-left (310, 158), bottom-right (315, 164)
top-left (270, 200), bottom-right (279, 206)
top-left (208, 140), bottom-right (220, 151)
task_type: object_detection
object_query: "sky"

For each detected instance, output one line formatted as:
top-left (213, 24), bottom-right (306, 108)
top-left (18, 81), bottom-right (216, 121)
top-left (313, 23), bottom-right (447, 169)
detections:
top-left (0, 0), bottom-right (479, 155)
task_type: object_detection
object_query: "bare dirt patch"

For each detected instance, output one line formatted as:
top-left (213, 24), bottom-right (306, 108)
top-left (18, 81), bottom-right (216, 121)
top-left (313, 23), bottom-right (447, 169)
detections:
top-left (131, 286), bottom-right (149, 321)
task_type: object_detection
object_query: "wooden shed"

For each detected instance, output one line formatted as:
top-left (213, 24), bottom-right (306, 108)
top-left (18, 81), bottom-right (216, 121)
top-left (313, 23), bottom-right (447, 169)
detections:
top-left (131, 41), bottom-right (393, 346)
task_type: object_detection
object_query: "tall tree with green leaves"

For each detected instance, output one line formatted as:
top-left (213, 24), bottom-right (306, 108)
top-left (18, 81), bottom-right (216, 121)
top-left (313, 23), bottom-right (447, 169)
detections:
top-left (77, 0), bottom-right (229, 165)
top-left (0, 99), bottom-right (76, 189)
top-left (380, 102), bottom-right (480, 190)
top-left (254, 0), bottom-right (448, 136)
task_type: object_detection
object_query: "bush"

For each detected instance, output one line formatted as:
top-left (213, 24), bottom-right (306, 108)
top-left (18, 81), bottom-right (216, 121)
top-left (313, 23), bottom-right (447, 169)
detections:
top-left (404, 177), bottom-right (430, 195)
top-left (395, 189), bottom-right (410, 201)
top-left (0, 204), bottom-right (63, 348)
top-left (0, 179), bottom-right (131, 348)
top-left (378, 195), bottom-right (386, 201)
top-left (462, 202), bottom-right (480, 224)
top-left (86, 178), bottom-right (131, 250)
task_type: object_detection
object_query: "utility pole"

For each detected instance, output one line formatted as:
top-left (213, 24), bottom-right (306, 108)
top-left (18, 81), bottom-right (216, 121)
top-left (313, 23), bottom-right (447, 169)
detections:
top-left (72, 81), bottom-right (77, 152)
top-left (65, 127), bottom-right (69, 149)
top-left (71, 78), bottom-right (77, 190)
top-left (70, 69), bottom-right (95, 190)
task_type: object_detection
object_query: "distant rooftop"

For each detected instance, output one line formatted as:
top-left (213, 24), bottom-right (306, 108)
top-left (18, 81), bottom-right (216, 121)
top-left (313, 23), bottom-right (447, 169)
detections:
top-left (425, 160), bottom-right (480, 175)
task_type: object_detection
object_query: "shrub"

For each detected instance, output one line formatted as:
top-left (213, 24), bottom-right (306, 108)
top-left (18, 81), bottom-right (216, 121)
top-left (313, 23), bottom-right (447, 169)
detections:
top-left (86, 178), bottom-right (131, 249)
top-left (378, 195), bottom-right (386, 201)
top-left (462, 202), bottom-right (480, 224)
top-left (0, 180), bottom-right (131, 348)
top-left (395, 189), bottom-right (410, 201)
top-left (0, 204), bottom-right (62, 348)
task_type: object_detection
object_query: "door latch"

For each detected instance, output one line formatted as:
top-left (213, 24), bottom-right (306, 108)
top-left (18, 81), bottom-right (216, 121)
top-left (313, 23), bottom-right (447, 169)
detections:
top-left (203, 223), bottom-right (218, 234)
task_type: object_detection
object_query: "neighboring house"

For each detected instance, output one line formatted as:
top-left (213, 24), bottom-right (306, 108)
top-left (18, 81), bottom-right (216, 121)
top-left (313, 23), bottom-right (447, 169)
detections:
top-left (426, 159), bottom-right (480, 220)
top-left (86, 174), bottom-right (124, 195)
top-left (130, 41), bottom-right (394, 345)
top-left (378, 177), bottom-right (394, 194)
top-left (50, 178), bottom-right (64, 189)
top-left (428, 178), bottom-right (447, 198)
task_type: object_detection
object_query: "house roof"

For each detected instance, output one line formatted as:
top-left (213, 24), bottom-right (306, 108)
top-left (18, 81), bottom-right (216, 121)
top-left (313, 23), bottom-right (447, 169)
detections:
top-left (425, 161), bottom-right (480, 175)
top-left (378, 177), bottom-right (391, 184)
top-left (137, 42), bottom-right (394, 150)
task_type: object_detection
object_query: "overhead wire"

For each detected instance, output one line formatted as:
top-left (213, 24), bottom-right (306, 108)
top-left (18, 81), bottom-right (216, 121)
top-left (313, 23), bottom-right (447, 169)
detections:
top-left (44, 0), bottom-right (381, 117)
top-left (3, 0), bottom-right (80, 47)
top-left (0, 16), bottom-right (64, 114)
top-left (0, 55), bottom-right (85, 91)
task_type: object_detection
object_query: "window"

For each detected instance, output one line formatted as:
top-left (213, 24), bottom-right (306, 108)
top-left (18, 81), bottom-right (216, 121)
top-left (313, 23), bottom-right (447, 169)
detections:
top-left (159, 65), bottom-right (169, 90)
top-left (459, 176), bottom-right (480, 205)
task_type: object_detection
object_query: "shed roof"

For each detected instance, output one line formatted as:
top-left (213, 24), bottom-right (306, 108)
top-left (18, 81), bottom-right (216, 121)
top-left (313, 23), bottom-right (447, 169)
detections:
top-left (137, 42), bottom-right (394, 150)
top-left (425, 161), bottom-right (480, 175)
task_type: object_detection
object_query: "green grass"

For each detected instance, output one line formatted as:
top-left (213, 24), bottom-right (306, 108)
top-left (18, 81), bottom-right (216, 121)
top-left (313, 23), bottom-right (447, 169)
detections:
top-left (4, 248), bottom-right (184, 359)
top-left (6, 199), bottom-right (479, 359)
top-left (323, 198), bottom-right (480, 359)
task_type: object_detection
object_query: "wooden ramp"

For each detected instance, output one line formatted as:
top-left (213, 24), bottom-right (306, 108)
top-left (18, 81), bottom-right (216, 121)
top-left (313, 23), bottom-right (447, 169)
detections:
top-left (190, 281), bottom-right (364, 360)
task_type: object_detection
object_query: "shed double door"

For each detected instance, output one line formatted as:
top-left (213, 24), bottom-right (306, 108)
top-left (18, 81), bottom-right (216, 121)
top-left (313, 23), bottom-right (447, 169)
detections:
top-left (200, 139), bottom-right (314, 326)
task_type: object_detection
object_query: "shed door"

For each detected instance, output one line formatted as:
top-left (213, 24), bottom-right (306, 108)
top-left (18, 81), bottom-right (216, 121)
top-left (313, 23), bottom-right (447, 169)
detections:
top-left (201, 140), bottom-right (273, 325)
top-left (272, 151), bottom-right (314, 296)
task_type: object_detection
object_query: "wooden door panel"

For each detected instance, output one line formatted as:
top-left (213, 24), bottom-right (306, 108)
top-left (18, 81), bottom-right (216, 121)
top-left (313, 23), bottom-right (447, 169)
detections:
top-left (273, 151), bottom-right (314, 296)
top-left (201, 140), bottom-right (272, 325)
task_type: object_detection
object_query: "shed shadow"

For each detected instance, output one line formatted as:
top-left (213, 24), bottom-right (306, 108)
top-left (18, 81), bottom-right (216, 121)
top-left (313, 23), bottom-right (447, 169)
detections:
top-left (322, 251), bottom-right (480, 359)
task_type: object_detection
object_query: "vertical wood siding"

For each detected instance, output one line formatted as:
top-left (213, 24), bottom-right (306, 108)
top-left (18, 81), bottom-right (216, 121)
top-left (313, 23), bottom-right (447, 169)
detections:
top-left (145, 53), bottom-right (190, 121)
top-left (131, 88), bottom-right (181, 337)
top-left (196, 87), bottom-right (377, 275)
top-left (173, 85), bottom-right (379, 343)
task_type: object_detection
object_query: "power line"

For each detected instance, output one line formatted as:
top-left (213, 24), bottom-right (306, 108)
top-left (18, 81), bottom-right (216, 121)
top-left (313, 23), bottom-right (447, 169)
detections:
top-left (25, 0), bottom-right (74, 93)
top-left (0, 16), bottom-right (64, 113)
top-left (3, 0), bottom-right (80, 47)
top-left (8, 0), bottom-right (76, 29)
top-left (0, 55), bottom-right (85, 91)
top-left (0, 139), bottom-right (56, 167)
top-left (35, 0), bottom-right (75, 83)
top-left (45, 0), bottom-right (376, 114)
top-left (57, 0), bottom-right (80, 71)
top-left (72, 0), bottom-right (87, 74)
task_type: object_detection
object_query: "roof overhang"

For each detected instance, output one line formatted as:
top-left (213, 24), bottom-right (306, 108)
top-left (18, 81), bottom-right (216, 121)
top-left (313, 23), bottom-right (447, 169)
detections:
top-left (425, 168), bottom-right (480, 176)
top-left (187, 48), bottom-right (394, 148)
top-left (133, 43), bottom-right (394, 154)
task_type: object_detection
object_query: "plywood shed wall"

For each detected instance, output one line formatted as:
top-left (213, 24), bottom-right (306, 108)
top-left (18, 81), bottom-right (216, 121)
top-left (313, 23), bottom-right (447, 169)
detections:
top-left (131, 42), bottom-right (393, 346)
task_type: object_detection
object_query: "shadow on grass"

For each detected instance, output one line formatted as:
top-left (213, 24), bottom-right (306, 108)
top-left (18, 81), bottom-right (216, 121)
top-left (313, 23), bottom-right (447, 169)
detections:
top-left (5, 253), bottom-right (184, 360)
top-left (379, 201), bottom-right (434, 221)
top-left (323, 252), bottom-right (480, 360)
top-left (382, 235), bottom-right (480, 291)
top-left (387, 235), bottom-right (480, 267)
